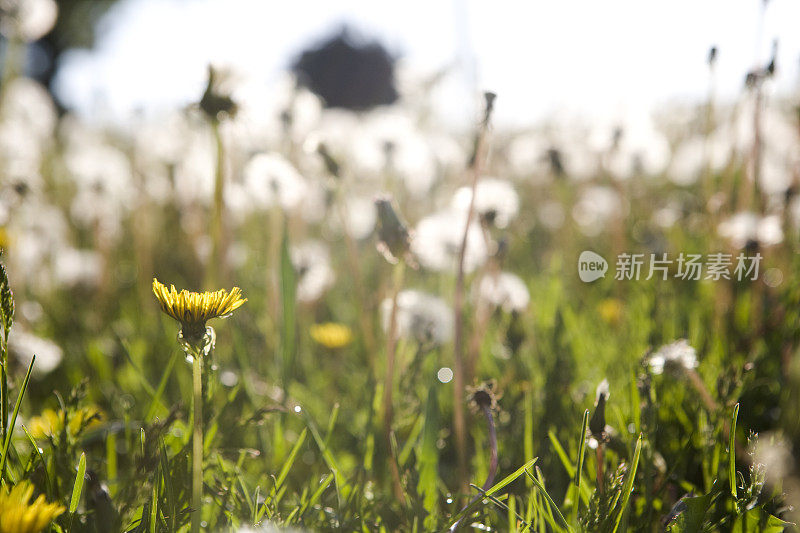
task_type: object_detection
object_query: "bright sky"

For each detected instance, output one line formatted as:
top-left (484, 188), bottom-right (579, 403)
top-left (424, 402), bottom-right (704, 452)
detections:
top-left (54, 0), bottom-right (800, 128)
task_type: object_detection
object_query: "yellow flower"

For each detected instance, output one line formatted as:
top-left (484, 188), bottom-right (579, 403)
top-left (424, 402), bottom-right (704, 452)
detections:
top-left (310, 322), bottom-right (353, 349)
top-left (598, 298), bottom-right (624, 327)
top-left (0, 482), bottom-right (64, 533)
top-left (152, 278), bottom-right (246, 342)
top-left (27, 406), bottom-right (104, 439)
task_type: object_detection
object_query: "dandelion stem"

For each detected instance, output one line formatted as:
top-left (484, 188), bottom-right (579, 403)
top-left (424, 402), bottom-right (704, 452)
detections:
top-left (208, 120), bottom-right (226, 288)
top-left (595, 443), bottom-right (605, 495)
top-left (453, 92), bottom-right (495, 495)
top-left (450, 405), bottom-right (498, 531)
top-left (383, 261), bottom-right (406, 502)
top-left (685, 368), bottom-right (719, 413)
top-left (191, 348), bottom-right (204, 533)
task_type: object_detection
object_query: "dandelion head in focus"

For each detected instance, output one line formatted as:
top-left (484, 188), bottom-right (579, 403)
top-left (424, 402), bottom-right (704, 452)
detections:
top-left (152, 278), bottom-right (246, 345)
top-left (310, 322), bottom-right (353, 349)
top-left (0, 481), bottom-right (64, 533)
top-left (467, 380), bottom-right (502, 414)
top-left (647, 339), bottom-right (698, 375)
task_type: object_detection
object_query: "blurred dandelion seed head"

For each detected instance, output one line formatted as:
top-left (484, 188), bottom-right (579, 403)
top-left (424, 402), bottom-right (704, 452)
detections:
top-left (476, 272), bottom-right (530, 312)
top-left (647, 339), bottom-right (698, 375)
top-left (380, 290), bottom-right (452, 346)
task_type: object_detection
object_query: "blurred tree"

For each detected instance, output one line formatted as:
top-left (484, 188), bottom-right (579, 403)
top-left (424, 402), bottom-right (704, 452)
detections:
top-left (9, 0), bottom-right (120, 108)
top-left (293, 27), bottom-right (398, 111)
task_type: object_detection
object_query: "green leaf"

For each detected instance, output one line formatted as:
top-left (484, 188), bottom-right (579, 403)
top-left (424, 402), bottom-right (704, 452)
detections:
top-left (668, 492), bottom-right (713, 533)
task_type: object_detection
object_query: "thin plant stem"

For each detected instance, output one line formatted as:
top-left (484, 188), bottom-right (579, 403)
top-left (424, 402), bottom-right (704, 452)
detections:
top-left (453, 93), bottom-right (495, 494)
top-left (595, 444), bottom-right (605, 495)
top-left (383, 261), bottom-right (406, 502)
top-left (451, 406), bottom-right (498, 531)
top-left (191, 348), bottom-right (204, 533)
top-left (208, 120), bottom-right (226, 288)
top-left (335, 191), bottom-right (378, 375)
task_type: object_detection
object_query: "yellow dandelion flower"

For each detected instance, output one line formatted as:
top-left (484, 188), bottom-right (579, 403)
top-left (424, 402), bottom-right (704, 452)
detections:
top-left (0, 482), bottom-right (64, 533)
top-left (598, 298), bottom-right (624, 326)
top-left (28, 405), bottom-right (104, 440)
top-left (152, 278), bottom-right (246, 343)
top-left (27, 409), bottom-right (61, 439)
top-left (310, 323), bottom-right (353, 349)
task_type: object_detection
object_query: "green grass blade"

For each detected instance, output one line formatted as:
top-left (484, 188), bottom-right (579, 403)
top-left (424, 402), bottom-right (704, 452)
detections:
top-left (417, 381), bottom-right (439, 519)
top-left (729, 403), bottom-right (739, 501)
top-left (274, 428), bottom-right (307, 493)
top-left (572, 409), bottom-right (589, 526)
top-left (611, 434), bottom-right (643, 533)
top-left (526, 467), bottom-right (571, 532)
top-left (70, 452), bottom-right (87, 513)
top-left (145, 349), bottom-right (180, 420)
top-left (448, 457), bottom-right (538, 528)
top-left (0, 353), bottom-right (34, 480)
top-left (21, 425), bottom-right (52, 498)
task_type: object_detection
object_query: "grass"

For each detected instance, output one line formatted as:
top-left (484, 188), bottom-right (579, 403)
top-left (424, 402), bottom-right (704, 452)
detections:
top-left (0, 64), bottom-right (798, 532)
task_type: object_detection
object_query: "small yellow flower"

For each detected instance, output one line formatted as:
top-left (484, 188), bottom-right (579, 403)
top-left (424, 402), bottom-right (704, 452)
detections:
top-left (0, 482), bottom-right (64, 533)
top-left (152, 278), bottom-right (246, 343)
top-left (27, 406), bottom-right (104, 439)
top-left (310, 322), bottom-right (353, 349)
top-left (598, 298), bottom-right (624, 327)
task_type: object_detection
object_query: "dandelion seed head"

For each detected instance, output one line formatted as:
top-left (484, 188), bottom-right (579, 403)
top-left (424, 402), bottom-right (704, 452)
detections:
top-left (647, 339), bottom-right (698, 375)
top-left (0, 0), bottom-right (57, 41)
top-left (452, 178), bottom-right (520, 229)
top-left (243, 153), bottom-right (308, 211)
top-left (411, 209), bottom-right (487, 274)
top-left (291, 241), bottom-right (335, 303)
top-left (476, 272), bottom-right (530, 312)
top-left (380, 290), bottom-right (453, 346)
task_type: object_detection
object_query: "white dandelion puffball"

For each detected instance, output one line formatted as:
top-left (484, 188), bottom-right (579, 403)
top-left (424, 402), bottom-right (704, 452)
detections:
top-left (291, 241), bottom-right (335, 303)
top-left (243, 152), bottom-right (308, 211)
top-left (647, 339), bottom-right (698, 375)
top-left (476, 272), bottom-right (530, 312)
top-left (452, 178), bottom-right (520, 229)
top-left (412, 209), bottom-right (488, 274)
top-left (381, 290), bottom-right (453, 346)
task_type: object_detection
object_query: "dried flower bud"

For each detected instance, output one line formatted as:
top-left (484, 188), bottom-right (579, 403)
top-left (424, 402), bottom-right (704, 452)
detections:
top-left (199, 65), bottom-right (238, 122)
top-left (467, 380), bottom-right (502, 414)
top-left (374, 196), bottom-right (413, 266)
top-left (589, 379), bottom-right (609, 440)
